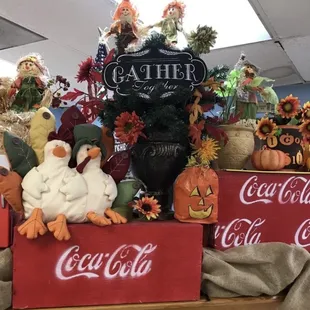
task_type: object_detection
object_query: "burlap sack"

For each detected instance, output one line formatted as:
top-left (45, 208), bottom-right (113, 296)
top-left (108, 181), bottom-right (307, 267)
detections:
top-left (0, 249), bottom-right (12, 310)
top-left (202, 243), bottom-right (310, 310)
top-left (0, 111), bottom-right (34, 154)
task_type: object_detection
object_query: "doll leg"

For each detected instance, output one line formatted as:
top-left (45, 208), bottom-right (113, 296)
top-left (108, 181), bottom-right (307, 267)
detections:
top-left (105, 208), bottom-right (128, 224)
top-left (87, 211), bottom-right (112, 226)
top-left (47, 214), bottom-right (71, 241)
top-left (17, 208), bottom-right (47, 239)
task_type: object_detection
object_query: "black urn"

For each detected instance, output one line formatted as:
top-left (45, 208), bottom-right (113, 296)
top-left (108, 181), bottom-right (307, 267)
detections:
top-left (131, 140), bottom-right (189, 218)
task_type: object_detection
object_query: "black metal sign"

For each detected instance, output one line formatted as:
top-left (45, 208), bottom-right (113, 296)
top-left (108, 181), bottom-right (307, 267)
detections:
top-left (102, 47), bottom-right (207, 99)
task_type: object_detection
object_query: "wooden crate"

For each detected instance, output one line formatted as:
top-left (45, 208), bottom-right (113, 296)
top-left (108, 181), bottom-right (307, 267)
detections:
top-left (13, 221), bottom-right (203, 309)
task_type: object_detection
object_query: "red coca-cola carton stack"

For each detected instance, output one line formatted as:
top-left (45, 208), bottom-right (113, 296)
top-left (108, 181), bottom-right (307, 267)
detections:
top-left (0, 197), bottom-right (10, 248)
top-left (215, 170), bottom-right (310, 251)
top-left (13, 222), bottom-right (203, 309)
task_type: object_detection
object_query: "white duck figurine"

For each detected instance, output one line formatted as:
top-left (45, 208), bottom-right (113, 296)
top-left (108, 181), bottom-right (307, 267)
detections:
top-left (73, 124), bottom-right (127, 226)
top-left (18, 139), bottom-right (88, 241)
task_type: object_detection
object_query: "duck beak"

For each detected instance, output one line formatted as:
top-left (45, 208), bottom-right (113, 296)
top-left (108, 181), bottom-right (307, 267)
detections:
top-left (87, 147), bottom-right (101, 159)
top-left (52, 146), bottom-right (67, 158)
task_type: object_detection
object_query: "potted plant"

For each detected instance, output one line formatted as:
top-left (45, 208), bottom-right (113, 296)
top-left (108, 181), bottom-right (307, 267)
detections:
top-left (188, 53), bottom-right (278, 170)
top-left (58, 0), bottom-right (219, 219)
top-left (99, 64), bottom-right (193, 218)
top-left (255, 94), bottom-right (309, 170)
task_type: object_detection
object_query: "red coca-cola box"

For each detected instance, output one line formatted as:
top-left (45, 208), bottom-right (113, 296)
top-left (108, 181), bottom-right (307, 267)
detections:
top-left (13, 221), bottom-right (203, 309)
top-left (215, 170), bottom-right (310, 251)
top-left (0, 196), bottom-right (10, 248)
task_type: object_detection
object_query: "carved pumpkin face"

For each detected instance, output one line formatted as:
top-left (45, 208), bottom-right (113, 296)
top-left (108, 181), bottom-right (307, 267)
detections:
top-left (174, 167), bottom-right (218, 224)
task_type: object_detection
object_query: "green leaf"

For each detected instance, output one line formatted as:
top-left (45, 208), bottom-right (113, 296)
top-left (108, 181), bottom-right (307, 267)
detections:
top-left (288, 117), bottom-right (299, 126)
top-left (249, 76), bottom-right (266, 87)
top-left (260, 87), bottom-right (279, 106)
top-left (112, 179), bottom-right (142, 221)
top-left (3, 132), bottom-right (38, 178)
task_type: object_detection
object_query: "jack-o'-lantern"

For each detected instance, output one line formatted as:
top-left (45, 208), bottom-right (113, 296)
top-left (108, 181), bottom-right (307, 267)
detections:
top-left (174, 167), bottom-right (218, 224)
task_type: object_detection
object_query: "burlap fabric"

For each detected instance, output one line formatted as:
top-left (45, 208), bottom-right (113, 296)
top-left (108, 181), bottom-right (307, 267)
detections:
top-left (0, 111), bottom-right (34, 154)
top-left (0, 249), bottom-right (12, 310)
top-left (202, 243), bottom-right (310, 310)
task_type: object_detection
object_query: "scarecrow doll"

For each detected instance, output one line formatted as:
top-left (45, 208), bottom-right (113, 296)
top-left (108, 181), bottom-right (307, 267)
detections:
top-left (150, 0), bottom-right (186, 45)
top-left (234, 52), bottom-right (262, 104)
top-left (8, 53), bottom-right (52, 112)
top-left (105, 0), bottom-right (139, 54)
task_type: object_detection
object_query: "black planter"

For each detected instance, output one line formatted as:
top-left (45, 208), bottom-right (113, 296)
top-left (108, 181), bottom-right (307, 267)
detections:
top-left (131, 141), bottom-right (189, 218)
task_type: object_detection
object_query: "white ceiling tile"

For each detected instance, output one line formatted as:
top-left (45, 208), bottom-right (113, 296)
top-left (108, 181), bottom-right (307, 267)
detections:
top-left (203, 40), bottom-right (296, 76)
top-left (257, 0), bottom-right (310, 38)
top-left (282, 36), bottom-right (310, 81)
top-left (273, 74), bottom-right (304, 87)
top-left (0, 0), bottom-right (115, 54)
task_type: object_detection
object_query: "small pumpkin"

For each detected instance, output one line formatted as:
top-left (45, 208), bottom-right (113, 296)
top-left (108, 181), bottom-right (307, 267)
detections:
top-left (251, 149), bottom-right (289, 171)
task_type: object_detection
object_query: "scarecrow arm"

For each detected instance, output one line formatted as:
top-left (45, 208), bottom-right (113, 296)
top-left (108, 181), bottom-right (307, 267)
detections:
top-left (8, 77), bottom-right (23, 97)
top-left (35, 77), bottom-right (45, 89)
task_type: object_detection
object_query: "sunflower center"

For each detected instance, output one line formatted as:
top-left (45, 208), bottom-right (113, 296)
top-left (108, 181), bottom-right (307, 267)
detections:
top-left (261, 125), bottom-right (271, 134)
top-left (283, 102), bottom-right (293, 112)
top-left (124, 122), bottom-right (133, 133)
top-left (141, 204), bottom-right (152, 212)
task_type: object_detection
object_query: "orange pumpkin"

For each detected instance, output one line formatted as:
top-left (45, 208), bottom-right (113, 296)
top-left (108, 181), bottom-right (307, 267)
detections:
top-left (100, 125), bottom-right (115, 167)
top-left (251, 149), bottom-right (289, 171)
top-left (174, 167), bottom-right (218, 224)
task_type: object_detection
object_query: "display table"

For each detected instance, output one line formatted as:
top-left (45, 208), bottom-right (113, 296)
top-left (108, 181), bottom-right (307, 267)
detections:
top-left (35, 296), bottom-right (284, 310)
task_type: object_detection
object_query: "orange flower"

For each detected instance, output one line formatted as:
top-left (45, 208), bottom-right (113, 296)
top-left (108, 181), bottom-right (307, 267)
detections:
top-left (302, 101), bottom-right (310, 121)
top-left (299, 120), bottom-right (310, 139)
top-left (255, 118), bottom-right (277, 140)
top-left (277, 94), bottom-right (300, 118)
top-left (132, 196), bottom-right (161, 220)
top-left (114, 111), bottom-right (146, 145)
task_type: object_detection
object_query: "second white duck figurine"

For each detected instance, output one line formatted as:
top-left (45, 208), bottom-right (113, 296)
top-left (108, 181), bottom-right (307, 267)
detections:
top-left (73, 124), bottom-right (127, 226)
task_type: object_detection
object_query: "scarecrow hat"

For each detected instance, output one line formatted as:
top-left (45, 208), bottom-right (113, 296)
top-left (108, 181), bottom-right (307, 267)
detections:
top-left (234, 52), bottom-right (261, 75)
top-left (113, 0), bottom-right (138, 22)
top-left (17, 53), bottom-right (48, 75)
top-left (72, 124), bottom-right (106, 160)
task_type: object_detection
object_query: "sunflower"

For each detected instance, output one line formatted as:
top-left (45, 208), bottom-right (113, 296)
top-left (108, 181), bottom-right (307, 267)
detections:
top-left (132, 196), bottom-right (161, 220)
top-left (277, 94), bottom-right (300, 118)
top-left (299, 120), bottom-right (310, 139)
top-left (114, 111), bottom-right (146, 145)
top-left (76, 57), bottom-right (94, 83)
top-left (302, 102), bottom-right (310, 121)
top-left (255, 118), bottom-right (277, 140)
top-left (193, 138), bottom-right (220, 165)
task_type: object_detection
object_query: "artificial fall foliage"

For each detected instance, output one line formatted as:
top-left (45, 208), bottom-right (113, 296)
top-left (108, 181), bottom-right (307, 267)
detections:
top-left (99, 83), bottom-right (192, 144)
top-left (102, 150), bottom-right (131, 184)
top-left (188, 25), bottom-right (218, 55)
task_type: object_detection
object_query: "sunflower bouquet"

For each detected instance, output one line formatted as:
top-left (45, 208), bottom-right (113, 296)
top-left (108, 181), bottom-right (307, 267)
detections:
top-left (254, 94), bottom-right (310, 170)
top-left (255, 94), bottom-right (307, 141)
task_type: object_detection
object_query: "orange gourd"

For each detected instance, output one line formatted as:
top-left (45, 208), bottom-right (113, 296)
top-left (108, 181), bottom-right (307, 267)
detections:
top-left (174, 167), bottom-right (218, 224)
top-left (251, 149), bottom-right (289, 171)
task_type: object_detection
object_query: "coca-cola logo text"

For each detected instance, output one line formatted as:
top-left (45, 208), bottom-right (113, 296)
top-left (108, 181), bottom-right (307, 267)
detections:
top-left (215, 218), bottom-right (265, 248)
top-left (295, 219), bottom-right (310, 248)
top-left (55, 244), bottom-right (157, 281)
top-left (240, 175), bottom-right (310, 205)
